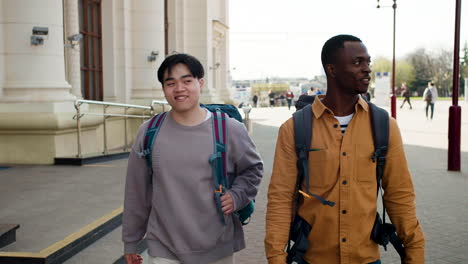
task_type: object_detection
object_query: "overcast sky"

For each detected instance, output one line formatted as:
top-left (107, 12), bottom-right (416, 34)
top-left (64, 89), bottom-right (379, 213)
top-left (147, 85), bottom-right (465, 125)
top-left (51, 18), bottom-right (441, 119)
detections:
top-left (229, 0), bottom-right (468, 80)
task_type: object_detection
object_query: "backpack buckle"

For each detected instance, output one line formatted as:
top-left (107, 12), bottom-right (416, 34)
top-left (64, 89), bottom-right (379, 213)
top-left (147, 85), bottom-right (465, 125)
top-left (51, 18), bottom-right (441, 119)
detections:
top-left (214, 184), bottom-right (225, 195)
top-left (298, 147), bottom-right (308, 160)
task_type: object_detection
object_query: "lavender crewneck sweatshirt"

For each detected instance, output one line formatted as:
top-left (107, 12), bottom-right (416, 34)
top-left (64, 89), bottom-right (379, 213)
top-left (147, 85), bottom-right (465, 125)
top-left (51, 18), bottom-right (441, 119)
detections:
top-left (123, 111), bottom-right (263, 264)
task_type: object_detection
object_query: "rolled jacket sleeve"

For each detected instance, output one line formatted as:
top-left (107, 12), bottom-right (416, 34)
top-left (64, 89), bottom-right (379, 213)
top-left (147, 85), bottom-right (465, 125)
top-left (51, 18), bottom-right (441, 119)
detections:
top-left (265, 119), bottom-right (298, 264)
top-left (383, 118), bottom-right (425, 263)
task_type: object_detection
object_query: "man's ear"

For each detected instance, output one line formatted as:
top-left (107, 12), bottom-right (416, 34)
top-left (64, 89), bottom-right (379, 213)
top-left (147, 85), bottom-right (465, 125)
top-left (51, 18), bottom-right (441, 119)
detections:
top-left (198, 78), bottom-right (205, 91)
top-left (325, 64), bottom-right (336, 78)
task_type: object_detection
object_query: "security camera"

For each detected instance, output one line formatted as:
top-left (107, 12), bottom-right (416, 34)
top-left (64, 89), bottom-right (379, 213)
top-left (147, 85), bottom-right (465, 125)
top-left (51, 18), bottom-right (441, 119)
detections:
top-left (147, 51), bottom-right (159, 62)
top-left (65, 33), bottom-right (83, 48)
top-left (32, 27), bottom-right (48, 36)
top-left (67, 34), bottom-right (83, 42)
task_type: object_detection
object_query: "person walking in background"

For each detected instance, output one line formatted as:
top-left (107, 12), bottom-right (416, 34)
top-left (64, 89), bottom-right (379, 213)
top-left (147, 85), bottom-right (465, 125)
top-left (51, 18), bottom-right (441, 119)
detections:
top-left (252, 93), bottom-right (258, 107)
top-left (265, 34), bottom-right (425, 264)
top-left (123, 53), bottom-right (263, 264)
top-left (307, 87), bottom-right (315, 95)
top-left (423, 81), bottom-right (438, 119)
top-left (400, 82), bottom-right (412, 109)
top-left (268, 90), bottom-right (275, 107)
top-left (286, 89), bottom-right (294, 110)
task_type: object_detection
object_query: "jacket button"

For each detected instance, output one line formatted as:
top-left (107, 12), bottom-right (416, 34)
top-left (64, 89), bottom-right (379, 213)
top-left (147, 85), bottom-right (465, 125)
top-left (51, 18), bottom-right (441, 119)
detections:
top-left (333, 124), bottom-right (338, 128)
top-left (342, 152), bottom-right (347, 156)
top-left (342, 180), bottom-right (347, 185)
top-left (342, 210), bottom-right (347, 214)
top-left (342, 238), bottom-right (347, 242)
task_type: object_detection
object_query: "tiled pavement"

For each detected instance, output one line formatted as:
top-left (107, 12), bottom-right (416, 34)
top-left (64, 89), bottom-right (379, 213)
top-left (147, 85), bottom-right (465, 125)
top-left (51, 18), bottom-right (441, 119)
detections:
top-left (0, 100), bottom-right (467, 264)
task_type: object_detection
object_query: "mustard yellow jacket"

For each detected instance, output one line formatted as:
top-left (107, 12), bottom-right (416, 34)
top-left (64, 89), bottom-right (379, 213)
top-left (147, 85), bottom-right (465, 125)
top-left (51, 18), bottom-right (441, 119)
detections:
top-left (265, 96), bottom-right (425, 264)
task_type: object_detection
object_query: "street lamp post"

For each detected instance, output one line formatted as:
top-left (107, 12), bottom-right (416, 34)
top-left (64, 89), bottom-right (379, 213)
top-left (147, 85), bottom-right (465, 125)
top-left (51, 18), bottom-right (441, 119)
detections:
top-left (377, 0), bottom-right (397, 119)
top-left (448, 0), bottom-right (462, 171)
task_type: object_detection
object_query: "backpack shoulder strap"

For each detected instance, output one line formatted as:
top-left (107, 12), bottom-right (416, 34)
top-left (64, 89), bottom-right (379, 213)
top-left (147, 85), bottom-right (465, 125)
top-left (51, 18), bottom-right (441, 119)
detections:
top-left (209, 110), bottom-right (228, 224)
top-left (143, 112), bottom-right (168, 182)
top-left (368, 102), bottom-right (389, 191)
top-left (292, 104), bottom-right (335, 207)
top-left (293, 104), bottom-right (312, 194)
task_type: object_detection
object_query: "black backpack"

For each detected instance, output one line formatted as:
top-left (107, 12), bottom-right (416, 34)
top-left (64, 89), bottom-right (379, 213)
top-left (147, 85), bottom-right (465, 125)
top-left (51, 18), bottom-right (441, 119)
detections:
top-left (286, 95), bottom-right (406, 264)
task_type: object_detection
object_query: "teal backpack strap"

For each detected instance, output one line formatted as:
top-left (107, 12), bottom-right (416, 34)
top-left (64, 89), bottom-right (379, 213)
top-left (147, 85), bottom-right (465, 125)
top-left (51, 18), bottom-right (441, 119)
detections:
top-left (143, 112), bottom-right (168, 182)
top-left (209, 110), bottom-right (228, 225)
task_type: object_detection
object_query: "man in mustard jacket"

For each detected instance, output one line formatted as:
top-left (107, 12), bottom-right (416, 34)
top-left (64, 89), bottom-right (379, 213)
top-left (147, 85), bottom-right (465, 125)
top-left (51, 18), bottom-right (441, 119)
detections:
top-left (265, 35), bottom-right (425, 264)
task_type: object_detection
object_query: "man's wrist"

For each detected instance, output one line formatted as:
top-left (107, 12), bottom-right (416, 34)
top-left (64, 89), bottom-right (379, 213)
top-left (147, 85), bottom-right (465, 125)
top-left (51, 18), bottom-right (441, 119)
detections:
top-left (124, 242), bottom-right (138, 254)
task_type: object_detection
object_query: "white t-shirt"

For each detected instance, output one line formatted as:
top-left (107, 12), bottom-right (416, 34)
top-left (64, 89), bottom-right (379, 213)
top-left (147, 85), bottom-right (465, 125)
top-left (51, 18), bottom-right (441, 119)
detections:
top-left (335, 113), bottom-right (354, 135)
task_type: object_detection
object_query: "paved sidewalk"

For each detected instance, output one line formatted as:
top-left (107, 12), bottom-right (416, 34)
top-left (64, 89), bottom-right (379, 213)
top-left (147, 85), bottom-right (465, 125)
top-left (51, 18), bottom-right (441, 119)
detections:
top-left (0, 99), bottom-right (466, 264)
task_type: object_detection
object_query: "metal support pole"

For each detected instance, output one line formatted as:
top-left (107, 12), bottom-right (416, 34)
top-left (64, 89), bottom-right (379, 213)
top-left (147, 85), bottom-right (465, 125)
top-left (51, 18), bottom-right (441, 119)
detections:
top-left (448, 0), bottom-right (462, 171)
top-left (103, 105), bottom-right (109, 154)
top-left (390, 0), bottom-right (397, 119)
top-left (75, 103), bottom-right (83, 158)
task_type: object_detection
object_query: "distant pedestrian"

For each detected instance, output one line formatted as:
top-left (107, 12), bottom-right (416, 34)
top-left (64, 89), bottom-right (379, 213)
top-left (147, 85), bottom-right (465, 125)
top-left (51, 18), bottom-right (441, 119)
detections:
top-left (122, 53), bottom-right (263, 264)
top-left (252, 94), bottom-right (258, 107)
top-left (286, 89), bottom-right (294, 110)
top-left (268, 90), bottom-right (275, 107)
top-left (400, 82), bottom-right (412, 109)
top-left (423, 81), bottom-right (438, 119)
top-left (315, 88), bottom-right (322, 95)
top-left (307, 87), bottom-right (315, 95)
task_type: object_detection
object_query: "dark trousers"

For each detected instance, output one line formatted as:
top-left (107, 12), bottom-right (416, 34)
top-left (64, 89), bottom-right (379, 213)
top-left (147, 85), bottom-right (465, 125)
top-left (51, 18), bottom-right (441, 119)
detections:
top-left (400, 96), bottom-right (412, 109)
top-left (426, 102), bottom-right (435, 119)
top-left (287, 99), bottom-right (292, 110)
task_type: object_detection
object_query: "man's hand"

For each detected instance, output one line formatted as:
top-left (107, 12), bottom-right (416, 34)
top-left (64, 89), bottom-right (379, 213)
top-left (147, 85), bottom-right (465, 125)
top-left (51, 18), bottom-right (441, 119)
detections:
top-left (125, 253), bottom-right (143, 264)
top-left (221, 191), bottom-right (234, 215)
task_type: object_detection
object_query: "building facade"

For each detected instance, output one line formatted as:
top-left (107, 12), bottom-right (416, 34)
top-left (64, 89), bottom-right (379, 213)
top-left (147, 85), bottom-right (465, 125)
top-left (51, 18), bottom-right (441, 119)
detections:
top-left (0, 0), bottom-right (232, 164)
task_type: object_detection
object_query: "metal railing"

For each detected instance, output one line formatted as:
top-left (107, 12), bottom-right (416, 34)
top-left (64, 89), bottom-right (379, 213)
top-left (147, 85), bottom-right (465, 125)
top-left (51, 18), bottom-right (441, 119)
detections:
top-left (73, 99), bottom-right (169, 158)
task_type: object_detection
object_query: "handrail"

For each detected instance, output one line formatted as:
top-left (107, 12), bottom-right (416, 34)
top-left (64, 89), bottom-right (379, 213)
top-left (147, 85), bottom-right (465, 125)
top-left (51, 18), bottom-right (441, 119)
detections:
top-left (151, 99), bottom-right (169, 112)
top-left (74, 99), bottom-right (169, 158)
top-left (75, 99), bottom-right (152, 110)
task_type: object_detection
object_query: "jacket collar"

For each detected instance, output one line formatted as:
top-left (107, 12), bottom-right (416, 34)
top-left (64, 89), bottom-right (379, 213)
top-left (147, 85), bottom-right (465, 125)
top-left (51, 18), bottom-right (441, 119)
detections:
top-left (312, 95), bottom-right (369, 118)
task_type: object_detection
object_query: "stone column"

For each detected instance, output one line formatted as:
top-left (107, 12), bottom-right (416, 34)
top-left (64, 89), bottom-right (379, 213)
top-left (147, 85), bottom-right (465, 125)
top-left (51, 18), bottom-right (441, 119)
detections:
top-left (213, 19), bottom-right (231, 103)
top-left (0, 0), bottom-right (74, 103)
top-left (130, 0), bottom-right (166, 103)
top-left (63, 0), bottom-right (82, 99)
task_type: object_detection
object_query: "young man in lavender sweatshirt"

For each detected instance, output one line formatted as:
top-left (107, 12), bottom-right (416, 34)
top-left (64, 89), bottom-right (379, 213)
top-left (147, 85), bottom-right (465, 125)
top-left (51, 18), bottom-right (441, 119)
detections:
top-left (123, 53), bottom-right (263, 264)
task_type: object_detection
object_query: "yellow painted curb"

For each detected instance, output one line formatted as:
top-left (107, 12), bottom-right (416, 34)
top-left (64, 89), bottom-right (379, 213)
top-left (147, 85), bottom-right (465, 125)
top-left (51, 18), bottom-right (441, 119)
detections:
top-left (0, 206), bottom-right (123, 259)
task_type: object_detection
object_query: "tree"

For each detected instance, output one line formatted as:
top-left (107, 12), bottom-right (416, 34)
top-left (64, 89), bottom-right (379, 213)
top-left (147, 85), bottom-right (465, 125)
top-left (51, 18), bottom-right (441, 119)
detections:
top-left (370, 57), bottom-right (415, 94)
top-left (461, 41), bottom-right (468, 96)
top-left (406, 48), bottom-right (433, 95)
top-left (430, 49), bottom-right (453, 97)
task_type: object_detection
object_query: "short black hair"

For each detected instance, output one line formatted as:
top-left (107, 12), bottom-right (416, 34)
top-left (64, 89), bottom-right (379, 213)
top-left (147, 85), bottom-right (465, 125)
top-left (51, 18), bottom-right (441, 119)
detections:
top-left (157, 53), bottom-right (204, 84)
top-left (321, 34), bottom-right (362, 71)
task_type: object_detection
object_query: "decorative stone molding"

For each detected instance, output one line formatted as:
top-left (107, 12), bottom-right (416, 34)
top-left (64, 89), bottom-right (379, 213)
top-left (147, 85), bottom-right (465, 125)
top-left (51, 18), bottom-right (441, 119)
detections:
top-left (212, 20), bottom-right (228, 48)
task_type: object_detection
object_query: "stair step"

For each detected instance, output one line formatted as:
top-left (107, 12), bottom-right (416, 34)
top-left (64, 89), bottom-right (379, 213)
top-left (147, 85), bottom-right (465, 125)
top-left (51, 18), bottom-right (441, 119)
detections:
top-left (0, 224), bottom-right (20, 249)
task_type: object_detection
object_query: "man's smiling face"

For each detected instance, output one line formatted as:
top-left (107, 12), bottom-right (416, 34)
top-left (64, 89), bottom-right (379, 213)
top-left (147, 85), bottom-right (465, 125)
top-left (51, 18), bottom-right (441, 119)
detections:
top-left (162, 63), bottom-right (204, 113)
top-left (333, 41), bottom-right (372, 95)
